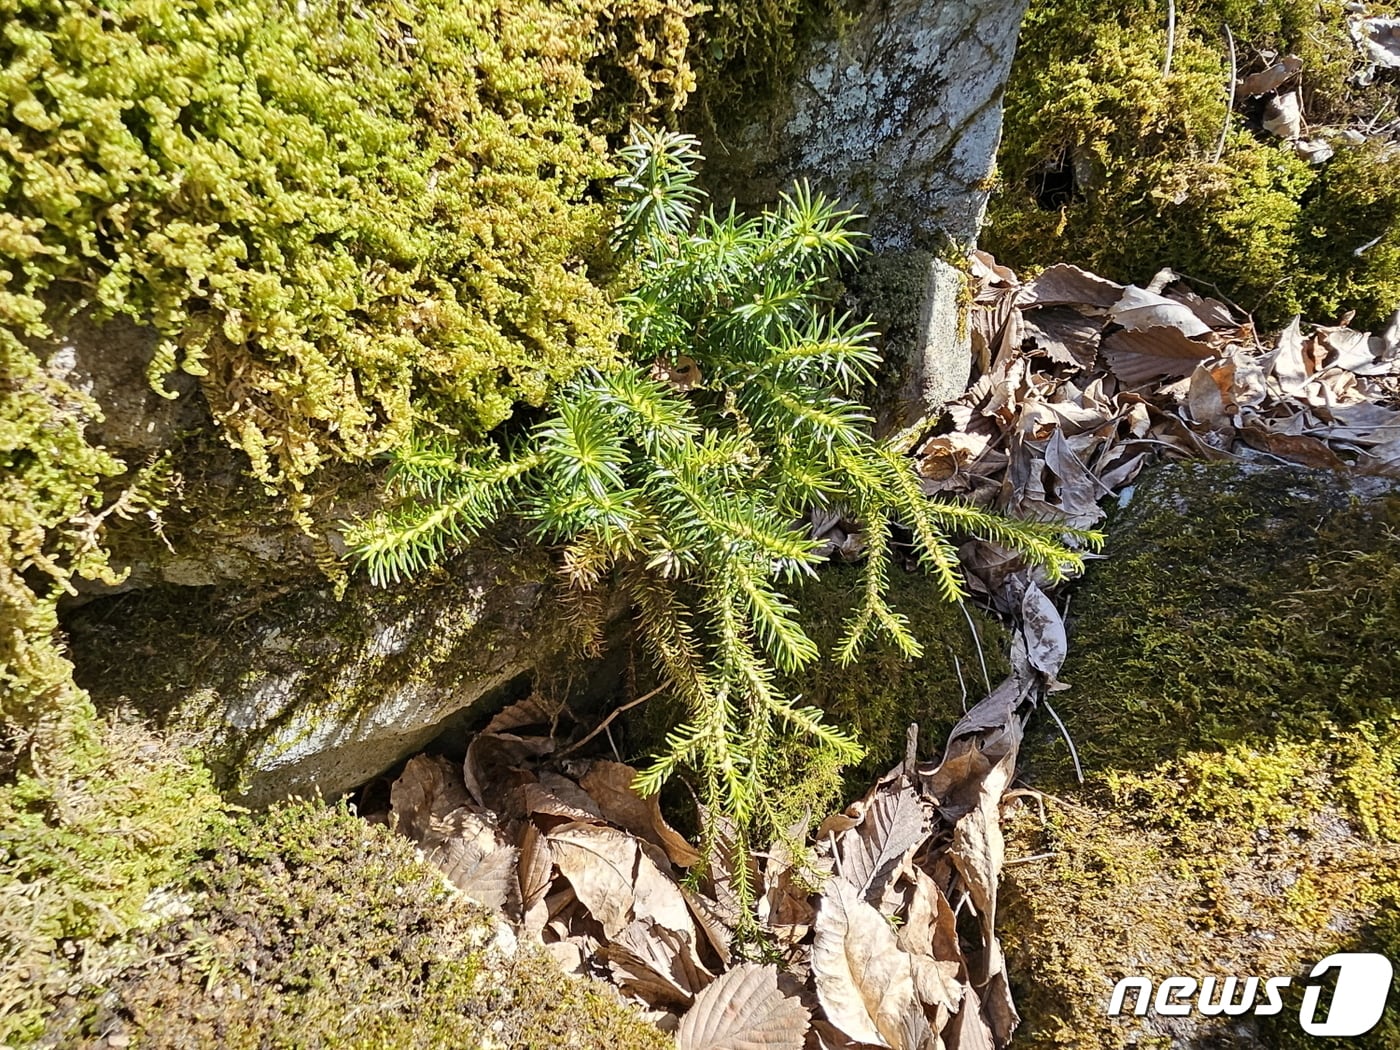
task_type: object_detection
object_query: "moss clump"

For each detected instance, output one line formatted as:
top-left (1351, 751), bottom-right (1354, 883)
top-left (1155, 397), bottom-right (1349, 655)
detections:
top-left (44, 798), bottom-right (669, 1049)
top-left (989, 0), bottom-right (1400, 327)
top-left (0, 715), bottom-right (227, 1047)
top-left (1000, 463), bottom-right (1400, 1048)
top-left (1, 0), bottom-right (696, 488)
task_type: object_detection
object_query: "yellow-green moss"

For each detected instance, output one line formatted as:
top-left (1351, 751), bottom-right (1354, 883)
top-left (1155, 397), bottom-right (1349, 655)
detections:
top-left (0, 715), bottom-right (228, 1046)
top-left (27, 792), bottom-right (667, 1048)
top-left (989, 0), bottom-right (1400, 327)
top-left (1001, 463), bottom-right (1400, 1048)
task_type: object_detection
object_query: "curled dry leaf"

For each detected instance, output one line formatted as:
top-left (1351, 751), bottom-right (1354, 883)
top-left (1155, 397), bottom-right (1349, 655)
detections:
top-left (1240, 53), bottom-right (1302, 95)
top-left (676, 963), bottom-right (809, 1050)
top-left (1263, 91), bottom-right (1302, 139)
top-left (1019, 582), bottom-right (1066, 679)
top-left (517, 821), bottom-right (554, 937)
top-left (548, 821), bottom-right (694, 941)
top-left (390, 754), bottom-right (470, 842)
top-left (580, 759), bottom-right (703, 867)
top-left (813, 878), bottom-right (933, 1050)
top-left (605, 920), bottom-right (716, 1010)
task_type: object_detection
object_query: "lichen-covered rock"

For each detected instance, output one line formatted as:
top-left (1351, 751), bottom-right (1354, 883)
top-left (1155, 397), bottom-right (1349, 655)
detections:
top-left (65, 542), bottom-right (599, 806)
top-left (701, 0), bottom-right (1030, 426)
top-left (1002, 461), bottom-right (1400, 1049)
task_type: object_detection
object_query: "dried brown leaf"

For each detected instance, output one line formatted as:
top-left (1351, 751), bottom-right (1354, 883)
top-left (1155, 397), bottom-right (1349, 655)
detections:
top-left (831, 780), bottom-right (931, 903)
top-left (390, 754), bottom-right (470, 843)
top-left (813, 879), bottom-right (933, 1049)
top-left (1109, 286), bottom-right (1212, 336)
top-left (424, 808), bottom-right (519, 912)
top-left (1019, 582), bottom-right (1066, 678)
top-left (1019, 306), bottom-right (1101, 369)
top-left (518, 821), bottom-right (554, 936)
top-left (1240, 54), bottom-right (1302, 95)
top-left (485, 692), bottom-right (566, 734)
top-left (580, 759), bottom-right (702, 867)
top-left (548, 821), bottom-right (694, 941)
top-left (1103, 326), bottom-right (1216, 385)
top-left (676, 963), bottom-right (809, 1050)
top-left (1263, 91), bottom-right (1302, 138)
top-left (1018, 264), bottom-right (1123, 309)
top-left (606, 920), bottom-right (716, 1010)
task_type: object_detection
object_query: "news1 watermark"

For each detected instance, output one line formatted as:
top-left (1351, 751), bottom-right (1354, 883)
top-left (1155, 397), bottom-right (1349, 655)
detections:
top-left (1107, 953), bottom-right (1394, 1037)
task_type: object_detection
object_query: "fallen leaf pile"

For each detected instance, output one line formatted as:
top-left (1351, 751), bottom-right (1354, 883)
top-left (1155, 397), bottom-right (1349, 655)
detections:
top-left (372, 251), bottom-right (1399, 1048)
top-left (917, 253), bottom-right (1400, 578)
top-left (375, 619), bottom-right (1072, 1050)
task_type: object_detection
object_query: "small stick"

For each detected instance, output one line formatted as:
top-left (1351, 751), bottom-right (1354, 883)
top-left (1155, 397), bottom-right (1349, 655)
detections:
top-left (959, 600), bottom-right (993, 693)
top-left (1005, 852), bottom-right (1060, 866)
top-left (561, 684), bottom-right (667, 756)
top-left (1213, 24), bottom-right (1237, 165)
top-left (1163, 0), bottom-right (1176, 77)
top-left (1043, 699), bottom-right (1085, 784)
top-left (953, 654), bottom-right (969, 713)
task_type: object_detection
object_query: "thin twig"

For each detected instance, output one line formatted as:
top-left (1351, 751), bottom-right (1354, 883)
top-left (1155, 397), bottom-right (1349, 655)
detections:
top-left (953, 654), bottom-right (969, 713)
top-left (1005, 852), bottom-right (1060, 866)
top-left (1213, 24), bottom-right (1237, 165)
top-left (1043, 700), bottom-right (1085, 784)
top-left (1163, 0), bottom-right (1176, 77)
top-left (561, 684), bottom-right (667, 756)
top-left (959, 600), bottom-right (993, 693)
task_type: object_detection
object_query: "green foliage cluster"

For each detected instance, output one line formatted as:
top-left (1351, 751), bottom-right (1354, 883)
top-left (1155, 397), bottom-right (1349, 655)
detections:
top-left (349, 131), bottom-right (1096, 880)
top-left (990, 0), bottom-right (1400, 326)
top-left (999, 462), bottom-right (1400, 1048)
top-left (0, 0), bottom-right (697, 771)
top-left (0, 717), bottom-right (227, 1046)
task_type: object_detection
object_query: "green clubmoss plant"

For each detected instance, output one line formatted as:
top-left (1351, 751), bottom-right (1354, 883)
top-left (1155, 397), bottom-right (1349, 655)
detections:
top-left (348, 129), bottom-right (1100, 885)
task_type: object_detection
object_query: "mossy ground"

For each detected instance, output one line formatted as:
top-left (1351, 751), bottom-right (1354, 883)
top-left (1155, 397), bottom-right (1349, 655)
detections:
top-left (3, 717), bottom-right (665, 1049)
top-left (990, 0), bottom-right (1400, 328)
top-left (1001, 463), bottom-right (1400, 1048)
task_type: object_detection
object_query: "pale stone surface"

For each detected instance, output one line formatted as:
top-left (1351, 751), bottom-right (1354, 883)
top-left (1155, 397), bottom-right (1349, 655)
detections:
top-left (705, 0), bottom-right (1029, 426)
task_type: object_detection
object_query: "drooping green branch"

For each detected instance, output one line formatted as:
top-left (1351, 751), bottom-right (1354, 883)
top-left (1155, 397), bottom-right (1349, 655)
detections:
top-left (347, 127), bottom-right (1102, 899)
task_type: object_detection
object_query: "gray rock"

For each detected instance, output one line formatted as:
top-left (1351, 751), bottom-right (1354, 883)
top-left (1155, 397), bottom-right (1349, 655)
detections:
top-left (702, 0), bottom-right (1029, 427)
top-left (66, 542), bottom-right (600, 806)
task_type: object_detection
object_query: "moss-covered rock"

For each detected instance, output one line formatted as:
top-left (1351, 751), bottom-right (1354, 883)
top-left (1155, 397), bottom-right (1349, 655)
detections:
top-left (61, 537), bottom-right (605, 806)
top-left (989, 0), bottom-right (1400, 328)
top-left (12, 761), bottom-right (665, 1049)
top-left (1001, 462), bottom-right (1400, 1048)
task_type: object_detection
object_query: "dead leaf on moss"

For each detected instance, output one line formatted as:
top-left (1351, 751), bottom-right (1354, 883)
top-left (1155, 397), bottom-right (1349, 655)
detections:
top-left (1240, 53), bottom-right (1302, 95)
top-left (1263, 91), bottom-right (1303, 139)
top-left (831, 778), bottom-right (931, 903)
top-left (813, 878), bottom-right (932, 1049)
top-left (676, 963), bottom-right (809, 1050)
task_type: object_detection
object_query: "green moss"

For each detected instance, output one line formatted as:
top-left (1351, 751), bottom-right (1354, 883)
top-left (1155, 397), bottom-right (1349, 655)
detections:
top-left (1000, 463), bottom-right (1400, 1048)
top-left (0, 714), bottom-right (228, 1046)
top-left (30, 792), bottom-right (668, 1048)
top-left (989, 0), bottom-right (1400, 327)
